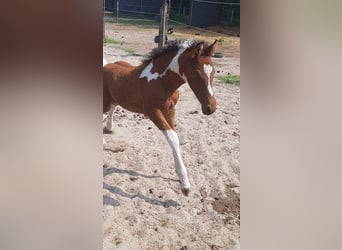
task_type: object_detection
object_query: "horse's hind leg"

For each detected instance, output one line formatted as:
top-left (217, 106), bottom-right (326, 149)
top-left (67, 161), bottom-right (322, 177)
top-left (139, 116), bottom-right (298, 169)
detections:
top-left (104, 104), bottom-right (116, 134)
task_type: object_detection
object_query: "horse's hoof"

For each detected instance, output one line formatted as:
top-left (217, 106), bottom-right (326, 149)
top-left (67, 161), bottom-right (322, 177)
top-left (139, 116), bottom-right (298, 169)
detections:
top-left (181, 188), bottom-right (190, 196)
top-left (103, 127), bottom-right (113, 134)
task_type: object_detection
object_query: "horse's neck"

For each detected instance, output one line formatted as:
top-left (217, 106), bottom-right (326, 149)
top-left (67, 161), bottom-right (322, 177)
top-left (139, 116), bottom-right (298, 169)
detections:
top-left (161, 71), bottom-right (186, 95)
top-left (138, 48), bottom-right (189, 95)
top-left (153, 49), bottom-right (188, 91)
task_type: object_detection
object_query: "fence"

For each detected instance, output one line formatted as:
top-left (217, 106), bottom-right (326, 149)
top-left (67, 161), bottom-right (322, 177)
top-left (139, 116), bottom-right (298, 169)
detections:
top-left (168, 0), bottom-right (240, 28)
top-left (104, 0), bottom-right (240, 34)
top-left (104, 0), bottom-right (164, 18)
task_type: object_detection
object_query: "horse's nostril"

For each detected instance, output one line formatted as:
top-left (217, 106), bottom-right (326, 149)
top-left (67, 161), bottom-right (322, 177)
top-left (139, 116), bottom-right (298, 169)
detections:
top-left (206, 106), bottom-right (212, 114)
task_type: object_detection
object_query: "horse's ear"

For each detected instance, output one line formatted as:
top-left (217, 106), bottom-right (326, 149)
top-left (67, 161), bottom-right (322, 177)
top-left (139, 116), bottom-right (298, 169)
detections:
top-left (191, 42), bottom-right (204, 59)
top-left (206, 40), bottom-right (218, 57)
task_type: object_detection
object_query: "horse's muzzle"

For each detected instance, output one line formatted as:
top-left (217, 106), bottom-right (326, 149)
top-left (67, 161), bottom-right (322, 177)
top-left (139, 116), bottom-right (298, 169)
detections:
top-left (202, 105), bottom-right (216, 115)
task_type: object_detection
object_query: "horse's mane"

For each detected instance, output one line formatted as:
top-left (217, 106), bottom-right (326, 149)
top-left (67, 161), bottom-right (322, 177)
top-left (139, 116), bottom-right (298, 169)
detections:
top-left (142, 39), bottom-right (211, 63)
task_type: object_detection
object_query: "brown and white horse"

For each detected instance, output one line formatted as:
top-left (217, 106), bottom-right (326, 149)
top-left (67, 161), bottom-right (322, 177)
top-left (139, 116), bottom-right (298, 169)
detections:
top-left (103, 39), bottom-right (218, 195)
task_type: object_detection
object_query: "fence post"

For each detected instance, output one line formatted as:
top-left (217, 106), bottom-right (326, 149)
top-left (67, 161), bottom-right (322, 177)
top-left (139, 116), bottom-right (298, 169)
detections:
top-left (168, 0), bottom-right (172, 15)
top-left (158, 0), bottom-right (169, 48)
top-left (230, 8), bottom-right (234, 26)
top-left (228, 0), bottom-right (233, 26)
top-left (178, 0), bottom-right (182, 15)
top-left (116, 0), bottom-right (119, 22)
top-left (189, 0), bottom-right (194, 26)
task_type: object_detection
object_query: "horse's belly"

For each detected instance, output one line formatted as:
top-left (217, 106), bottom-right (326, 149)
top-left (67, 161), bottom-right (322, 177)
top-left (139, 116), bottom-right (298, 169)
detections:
top-left (112, 87), bottom-right (144, 114)
top-left (120, 103), bottom-right (144, 114)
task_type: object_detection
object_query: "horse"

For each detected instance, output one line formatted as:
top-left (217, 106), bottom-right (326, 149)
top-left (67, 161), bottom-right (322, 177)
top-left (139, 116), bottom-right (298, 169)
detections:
top-left (103, 39), bottom-right (218, 196)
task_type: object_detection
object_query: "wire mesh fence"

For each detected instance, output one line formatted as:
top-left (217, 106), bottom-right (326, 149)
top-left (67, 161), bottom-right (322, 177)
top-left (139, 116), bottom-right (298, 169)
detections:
top-left (104, 0), bottom-right (240, 36)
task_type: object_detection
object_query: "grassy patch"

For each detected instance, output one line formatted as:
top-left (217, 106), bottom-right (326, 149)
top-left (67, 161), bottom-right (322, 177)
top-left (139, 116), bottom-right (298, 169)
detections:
top-left (103, 35), bottom-right (125, 45)
top-left (218, 37), bottom-right (225, 43)
top-left (106, 17), bottom-right (159, 26)
top-left (120, 17), bottom-right (158, 26)
top-left (125, 48), bottom-right (141, 56)
top-left (217, 75), bottom-right (240, 85)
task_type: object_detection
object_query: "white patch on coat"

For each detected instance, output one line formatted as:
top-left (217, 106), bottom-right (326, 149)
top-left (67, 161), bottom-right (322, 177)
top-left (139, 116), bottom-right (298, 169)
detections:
top-left (166, 47), bottom-right (188, 82)
top-left (139, 62), bottom-right (160, 82)
top-left (204, 64), bottom-right (214, 96)
top-left (139, 41), bottom-right (192, 83)
top-left (103, 58), bottom-right (107, 66)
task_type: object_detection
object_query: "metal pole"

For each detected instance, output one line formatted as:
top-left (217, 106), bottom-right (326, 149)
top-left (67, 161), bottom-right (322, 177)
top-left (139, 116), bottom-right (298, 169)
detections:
top-left (158, 0), bottom-right (169, 48)
top-left (158, 5), bottom-right (164, 48)
top-left (116, 0), bottom-right (119, 22)
top-left (229, 0), bottom-right (233, 26)
top-left (230, 7), bottom-right (234, 26)
top-left (189, 0), bottom-right (194, 26)
top-left (179, 0), bottom-right (182, 15)
top-left (168, 0), bottom-right (171, 15)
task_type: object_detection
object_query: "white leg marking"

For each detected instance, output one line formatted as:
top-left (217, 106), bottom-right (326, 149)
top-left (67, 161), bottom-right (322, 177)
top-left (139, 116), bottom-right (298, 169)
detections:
top-left (162, 130), bottom-right (190, 191)
top-left (204, 64), bottom-right (214, 96)
top-left (106, 104), bottom-right (116, 132)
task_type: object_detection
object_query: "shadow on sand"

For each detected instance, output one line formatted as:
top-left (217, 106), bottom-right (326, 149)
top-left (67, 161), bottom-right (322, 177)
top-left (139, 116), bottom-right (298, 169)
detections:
top-left (103, 166), bottom-right (178, 182)
top-left (103, 183), bottom-right (179, 208)
top-left (103, 166), bottom-right (180, 208)
top-left (103, 195), bottom-right (120, 207)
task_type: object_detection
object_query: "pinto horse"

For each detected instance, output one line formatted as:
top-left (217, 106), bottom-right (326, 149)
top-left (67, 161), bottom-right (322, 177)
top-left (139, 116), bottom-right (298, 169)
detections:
top-left (103, 39), bottom-right (218, 195)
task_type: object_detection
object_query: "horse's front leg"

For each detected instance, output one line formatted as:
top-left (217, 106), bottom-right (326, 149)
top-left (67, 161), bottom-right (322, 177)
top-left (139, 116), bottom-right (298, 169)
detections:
top-left (148, 109), bottom-right (190, 196)
top-left (162, 129), bottom-right (191, 196)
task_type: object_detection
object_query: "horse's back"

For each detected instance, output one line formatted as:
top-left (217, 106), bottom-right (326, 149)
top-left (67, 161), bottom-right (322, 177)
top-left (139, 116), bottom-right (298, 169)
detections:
top-left (103, 61), bottom-right (133, 112)
top-left (104, 61), bottom-right (134, 74)
top-left (114, 61), bottom-right (135, 69)
top-left (103, 61), bottom-right (134, 84)
top-left (103, 60), bottom-right (144, 113)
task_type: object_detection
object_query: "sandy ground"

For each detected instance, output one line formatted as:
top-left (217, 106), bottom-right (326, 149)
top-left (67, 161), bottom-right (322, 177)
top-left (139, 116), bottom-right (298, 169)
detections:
top-left (103, 23), bottom-right (240, 250)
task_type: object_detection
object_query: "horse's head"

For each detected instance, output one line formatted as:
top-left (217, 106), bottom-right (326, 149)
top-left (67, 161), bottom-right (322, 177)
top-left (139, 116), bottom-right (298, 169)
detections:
top-left (179, 40), bottom-right (218, 115)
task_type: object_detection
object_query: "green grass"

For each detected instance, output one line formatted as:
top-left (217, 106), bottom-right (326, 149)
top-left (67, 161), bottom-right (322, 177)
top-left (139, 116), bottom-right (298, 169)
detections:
top-left (105, 16), bottom-right (159, 26)
top-left (218, 37), bottom-right (225, 43)
top-left (119, 17), bottom-right (158, 26)
top-left (103, 35), bottom-right (125, 45)
top-left (217, 75), bottom-right (240, 85)
top-left (125, 48), bottom-right (141, 56)
top-left (103, 35), bottom-right (141, 56)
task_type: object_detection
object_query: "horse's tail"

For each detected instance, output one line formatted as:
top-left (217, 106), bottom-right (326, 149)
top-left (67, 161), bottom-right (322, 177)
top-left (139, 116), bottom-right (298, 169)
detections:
top-left (103, 58), bottom-right (107, 66)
